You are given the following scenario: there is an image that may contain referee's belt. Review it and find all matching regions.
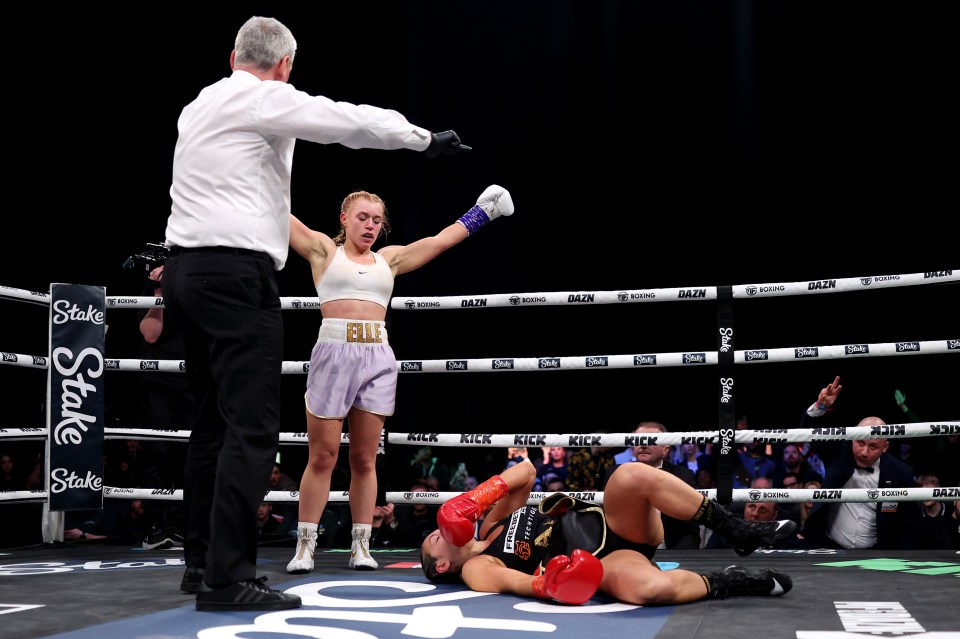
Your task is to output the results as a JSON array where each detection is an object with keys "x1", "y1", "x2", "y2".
[{"x1": 169, "y1": 246, "x2": 263, "y2": 257}]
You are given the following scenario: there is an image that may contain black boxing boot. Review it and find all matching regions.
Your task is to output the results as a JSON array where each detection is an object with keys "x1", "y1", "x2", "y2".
[
  {"x1": 702, "y1": 565, "x2": 793, "y2": 599},
  {"x1": 691, "y1": 495, "x2": 797, "y2": 556}
]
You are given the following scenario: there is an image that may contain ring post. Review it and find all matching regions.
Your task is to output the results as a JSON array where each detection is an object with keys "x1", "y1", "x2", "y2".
[
  {"x1": 716, "y1": 285, "x2": 734, "y2": 505},
  {"x1": 44, "y1": 283, "x2": 106, "y2": 541}
]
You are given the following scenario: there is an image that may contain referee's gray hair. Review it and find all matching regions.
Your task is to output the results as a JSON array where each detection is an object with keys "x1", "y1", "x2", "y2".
[{"x1": 234, "y1": 16, "x2": 297, "y2": 72}]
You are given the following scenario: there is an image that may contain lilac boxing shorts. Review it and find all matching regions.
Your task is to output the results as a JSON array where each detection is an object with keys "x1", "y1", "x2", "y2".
[{"x1": 304, "y1": 318, "x2": 398, "y2": 419}]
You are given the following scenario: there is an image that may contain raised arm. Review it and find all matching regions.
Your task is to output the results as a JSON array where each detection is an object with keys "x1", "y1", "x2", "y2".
[
  {"x1": 480, "y1": 459, "x2": 538, "y2": 533},
  {"x1": 380, "y1": 185, "x2": 514, "y2": 276},
  {"x1": 289, "y1": 214, "x2": 335, "y2": 285}
]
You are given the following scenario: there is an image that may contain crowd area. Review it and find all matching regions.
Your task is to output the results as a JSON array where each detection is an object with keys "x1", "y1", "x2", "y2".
[{"x1": 2, "y1": 381, "x2": 958, "y2": 552}]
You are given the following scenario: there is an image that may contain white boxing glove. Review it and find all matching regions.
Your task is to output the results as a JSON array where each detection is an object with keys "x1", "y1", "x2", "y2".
[
  {"x1": 457, "y1": 184, "x2": 514, "y2": 235},
  {"x1": 476, "y1": 184, "x2": 514, "y2": 220}
]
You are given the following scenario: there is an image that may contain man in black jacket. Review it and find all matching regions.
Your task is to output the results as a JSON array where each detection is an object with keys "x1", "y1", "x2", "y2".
[
  {"x1": 799, "y1": 376, "x2": 917, "y2": 550},
  {"x1": 603, "y1": 422, "x2": 701, "y2": 549}
]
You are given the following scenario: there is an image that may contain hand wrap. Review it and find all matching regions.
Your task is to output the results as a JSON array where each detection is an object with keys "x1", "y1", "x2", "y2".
[{"x1": 457, "y1": 184, "x2": 514, "y2": 235}]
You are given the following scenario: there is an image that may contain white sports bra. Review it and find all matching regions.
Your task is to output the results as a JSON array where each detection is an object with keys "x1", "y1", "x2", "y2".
[{"x1": 315, "y1": 245, "x2": 394, "y2": 309}]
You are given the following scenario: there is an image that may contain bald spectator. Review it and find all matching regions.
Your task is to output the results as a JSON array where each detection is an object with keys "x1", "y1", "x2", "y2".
[{"x1": 798, "y1": 376, "x2": 917, "y2": 550}]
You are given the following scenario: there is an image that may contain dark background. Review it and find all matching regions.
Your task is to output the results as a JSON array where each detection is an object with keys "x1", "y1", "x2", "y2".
[{"x1": 3, "y1": 2, "x2": 957, "y2": 480}]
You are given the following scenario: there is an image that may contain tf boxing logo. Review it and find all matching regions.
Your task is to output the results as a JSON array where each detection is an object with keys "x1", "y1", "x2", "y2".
[
  {"x1": 744, "y1": 285, "x2": 785, "y2": 296},
  {"x1": 509, "y1": 295, "x2": 547, "y2": 305}
]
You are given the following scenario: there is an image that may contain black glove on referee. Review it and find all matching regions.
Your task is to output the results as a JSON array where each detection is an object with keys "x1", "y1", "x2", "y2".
[{"x1": 425, "y1": 130, "x2": 472, "y2": 158}]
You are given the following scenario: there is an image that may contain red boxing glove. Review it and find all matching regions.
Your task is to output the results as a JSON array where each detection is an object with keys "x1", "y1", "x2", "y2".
[
  {"x1": 532, "y1": 549, "x2": 603, "y2": 605},
  {"x1": 437, "y1": 475, "x2": 509, "y2": 546}
]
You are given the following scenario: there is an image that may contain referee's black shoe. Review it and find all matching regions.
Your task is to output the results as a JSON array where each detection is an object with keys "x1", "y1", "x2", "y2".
[{"x1": 195, "y1": 576, "x2": 301, "y2": 611}]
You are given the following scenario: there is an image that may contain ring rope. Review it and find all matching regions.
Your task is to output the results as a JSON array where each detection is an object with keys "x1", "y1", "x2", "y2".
[
  {"x1": 3, "y1": 336, "x2": 957, "y2": 374},
  {"x1": 390, "y1": 270, "x2": 958, "y2": 309},
  {"x1": 2, "y1": 272, "x2": 957, "y2": 513},
  {"x1": 0, "y1": 428, "x2": 382, "y2": 447},
  {"x1": 2, "y1": 269, "x2": 956, "y2": 311},
  {"x1": 2, "y1": 423, "x2": 957, "y2": 445},
  {"x1": 381, "y1": 487, "x2": 960, "y2": 505},
  {"x1": 4, "y1": 485, "x2": 956, "y2": 506},
  {"x1": 386, "y1": 424, "x2": 960, "y2": 447}
]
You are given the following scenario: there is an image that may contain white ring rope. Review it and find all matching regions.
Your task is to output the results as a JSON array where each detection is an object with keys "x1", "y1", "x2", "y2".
[
  {"x1": 390, "y1": 271, "x2": 958, "y2": 309},
  {"x1": 380, "y1": 487, "x2": 960, "y2": 505},
  {"x1": 2, "y1": 269, "x2": 957, "y2": 310},
  {"x1": 2, "y1": 338, "x2": 956, "y2": 374},
  {"x1": 5, "y1": 486, "x2": 957, "y2": 506},
  {"x1": 1, "y1": 270, "x2": 957, "y2": 508},
  {"x1": 2, "y1": 423, "x2": 958, "y2": 445},
  {"x1": 0, "y1": 428, "x2": 381, "y2": 447},
  {"x1": 386, "y1": 424, "x2": 960, "y2": 447}
]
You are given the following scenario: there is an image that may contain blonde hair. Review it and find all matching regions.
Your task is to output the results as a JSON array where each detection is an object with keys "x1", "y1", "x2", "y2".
[
  {"x1": 800, "y1": 479, "x2": 822, "y2": 527},
  {"x1": 332, "y1": 191, "x2": 390, "y2": 245}
]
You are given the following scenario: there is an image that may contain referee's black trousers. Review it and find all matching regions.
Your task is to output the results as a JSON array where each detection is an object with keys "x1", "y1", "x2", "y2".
[{"x1": 162, "y1": 248, "x2": 283, "y2": 588}]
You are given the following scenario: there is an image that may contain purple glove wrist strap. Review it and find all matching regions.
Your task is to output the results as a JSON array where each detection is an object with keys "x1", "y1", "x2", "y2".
[{"x1": 457, "y1": 205, "x2": 490, "y2": 235}]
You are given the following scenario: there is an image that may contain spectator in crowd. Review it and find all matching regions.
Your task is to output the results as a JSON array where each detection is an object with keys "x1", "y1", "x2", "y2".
[
  {"x1": 314, "y1": 504, "x2": 347, "y2": 550},
  {"x1": 63, "y1": 508, "x2": 117, "y2": 543},
  {"x1": 905, "y1": 475, "x2": 959, "y2": 549},
  {"x1": 894, "y1": 388, "x2": 960, "y2": 489},
  {"x1": 738, "y1": 438, "x2": 776, "y2": 486},
  {"x1": 603, "y1": 422, "x2": 701, "y2": 549},
  {"x1": 394, "y1": 480, "x2": 441, "y2": 547},
  {"x1": 0, "y1": 449, "x2": 43, "y2": 547},
  {"x1": 24, "y1": 449, "x2": 43, "y2": 491},
  {"x1": 672, "y1": 441, "x2": 711, "y2": 475},
  {"x1": 531, "y1": 446, "x2": 552, "y2": 475},
  {"x1": 696, "y1": 466, "x2": 717, "y2": 491},
  {"x1": 893, "y1": 441, "x2": 917, "y2": 476},
  {"x1": 504, "y1": 447, "x2": 530, "y2": 469},
  {"x1": 449, "y1": 463, "x2": 472, "y2": 493},
  {"x1": 705, "y1": 497, "x2": 802, "y2": 550},
  {"x1": 256, "y1": 502, "x2": 293, "y2": 539},
  {"x1": 540, "y1": 471, "x2": 566, "y2": 493},
  {"x1": 1, "y1": 452, "x2": 21, "y2": 490},
  {"x1": 367, "y1": 503, "x2": 404, "y2": 548},
  {"x1": 772, "y1": 443, "x2": 824, "y2": 488},
  {"x1": 565, "y1": 442, "x2": 618, "y2": 492},
  {"x1": 796, "y1": 479, "x2": 822, "y2": 544},
  {"x1": 798, "y1": 376, "x2": 918, "y2": 550},
  {"x1": 136, "y1": 264, "x2": 194, "y2": 545},
  {"x1": 536, "y1": 447, "x2": 569, "y2": 489},
  {"x1": 104, "y1": 439, "x2": 147, "y2": 488},
  {"x1": 409, "y1": 446, "x2": 452, "y2": 491},
  {"x1": 116, "y1": 499, "x2": 154, "y2": 545},
  {"x1": 266, "y1": 461, "x2": 300, "y2": 525},
  {"x1": 268, "y1": 462, "x2": 299, "y2": 492},
  {"x1": 776, "y1": 472, "x2": 803, "y2": 524}
]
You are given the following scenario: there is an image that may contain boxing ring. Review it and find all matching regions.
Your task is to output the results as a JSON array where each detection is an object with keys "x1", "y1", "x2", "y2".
[{"x1": 1, "y1": 269, "x2": 958, "y2": 639}]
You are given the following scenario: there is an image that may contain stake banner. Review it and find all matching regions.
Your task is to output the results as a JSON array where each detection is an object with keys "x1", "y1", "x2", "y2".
[
  {"x1": 47, "y1": 283, "x2": 106, "y2": 511},
  {"x1": 716, "y1": 285, "x2": 734, "y2": 506}
]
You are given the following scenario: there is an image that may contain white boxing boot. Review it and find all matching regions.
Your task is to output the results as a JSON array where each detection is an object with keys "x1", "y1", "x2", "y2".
[
  {"x1": 287, "y1": 524, "x2": 318, "y2": 574},
  {"x1": 349, "y1": 525, "x2": 378, "y2": 570}
]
